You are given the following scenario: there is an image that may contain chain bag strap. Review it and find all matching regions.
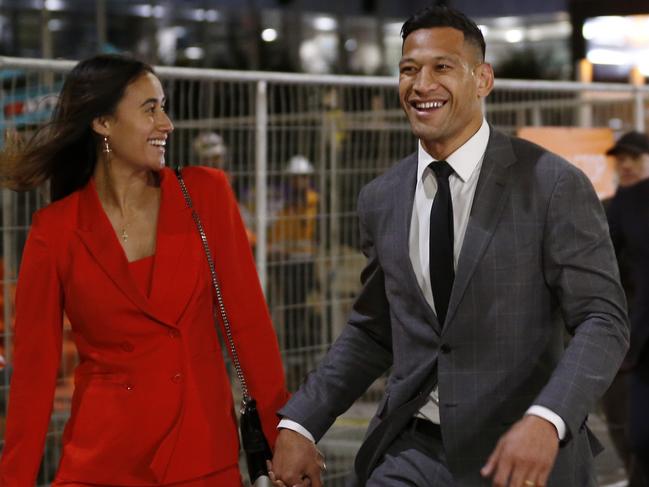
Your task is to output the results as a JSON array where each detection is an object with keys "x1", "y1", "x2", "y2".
[{"x1": 175, "y1": 168, "x2": 272, "y2": 486}]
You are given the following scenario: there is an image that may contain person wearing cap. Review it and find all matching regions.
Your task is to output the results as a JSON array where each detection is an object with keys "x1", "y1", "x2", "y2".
[
  {"x1": 606, "y1": 131, "x2": 649, "y2": 485},
  {"x1": 607, "y1": 131, "x2": 649, "y2": 188},
  {"x1": 268, "y1": 155, "x2": 319, "y2": 385}
]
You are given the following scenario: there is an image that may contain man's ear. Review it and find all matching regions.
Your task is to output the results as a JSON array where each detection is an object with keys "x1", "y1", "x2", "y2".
[
  {"x1": 91, "y1": 116, "x2": 111, "y2": 137},
  {"x1": 475, "y1": 63, "x2": 494, "y2": 99}
]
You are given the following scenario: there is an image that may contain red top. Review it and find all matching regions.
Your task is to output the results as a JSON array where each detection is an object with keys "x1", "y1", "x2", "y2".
[{"x1": 128, "y1": 255, "x2": 155, "y2": 298}]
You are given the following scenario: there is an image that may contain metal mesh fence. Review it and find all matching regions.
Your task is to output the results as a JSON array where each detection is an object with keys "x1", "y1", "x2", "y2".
[
  {"x1": 0, "y1": 56, "x2": 648, "y2": 485},
  {"x1": 488, "y1": 80, "x2": 643, "y2": 135}
]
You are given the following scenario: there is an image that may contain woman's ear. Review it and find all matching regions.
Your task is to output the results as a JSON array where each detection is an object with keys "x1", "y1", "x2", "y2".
[{"x1": 91, "y1": 116, "x2": 111, "y2": 137}]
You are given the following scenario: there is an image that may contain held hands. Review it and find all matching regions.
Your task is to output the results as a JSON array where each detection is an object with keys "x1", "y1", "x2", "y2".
[
  {"x1": 481, "y1": 415, "x2": 559, "y2": 487},
  {"x1": 268, "y1": 429, "x2": 326, "y2": 487}
]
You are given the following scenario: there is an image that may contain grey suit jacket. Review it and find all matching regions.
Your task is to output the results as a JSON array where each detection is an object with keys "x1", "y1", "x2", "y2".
[{"x1": 278, "y1": 128, "x2": 630, "y2": 486}]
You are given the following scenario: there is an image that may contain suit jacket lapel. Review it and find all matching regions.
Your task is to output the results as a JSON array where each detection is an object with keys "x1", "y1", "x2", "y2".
[
  {"x1": 148, "y1": 169, "x2": 201, "y2": 326},
  {"x1": 394, "y1": 153, "x2": 440, "y2": 332},
  {"x1": 444, "y1": 129, "x2": 516, "y2": 329},
  {"x1": 75, "y1": 169, "x2": 199, "y2": 328}
]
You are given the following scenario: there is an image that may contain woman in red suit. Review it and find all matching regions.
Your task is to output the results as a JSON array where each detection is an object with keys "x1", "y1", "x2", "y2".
[{"x1": 0, "y1": 55, "x2": 289, "y2": 486}]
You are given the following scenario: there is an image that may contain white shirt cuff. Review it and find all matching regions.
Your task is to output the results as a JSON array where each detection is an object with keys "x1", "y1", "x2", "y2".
[
  {"x1": 278, "y1": 418, "x2": 316, "y2": 443},
  {"x1": 526, "y1": 405, "x2": 566, "y2": 440}
]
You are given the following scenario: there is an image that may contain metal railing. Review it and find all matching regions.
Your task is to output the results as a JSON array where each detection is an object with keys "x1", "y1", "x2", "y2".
[{"x1": 0, "y1": 56, "x2": 647, "y2": 485}]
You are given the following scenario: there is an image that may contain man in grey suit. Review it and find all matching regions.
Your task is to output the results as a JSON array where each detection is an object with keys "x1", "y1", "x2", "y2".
[{"x1": 269, "y1": 6, "x2": 629, "y2": 487}]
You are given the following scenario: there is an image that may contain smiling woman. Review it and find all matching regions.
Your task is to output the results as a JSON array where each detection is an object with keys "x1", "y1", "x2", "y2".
[
  {"x1": 92, "y1": 72, "x2": 173, "y2": 175},
  {"x1": 89, "y1": 70, "x2": 174, "y2": 261},
  {"x1": 0, "y1": 55, "x2": 289, "y2": 487}
]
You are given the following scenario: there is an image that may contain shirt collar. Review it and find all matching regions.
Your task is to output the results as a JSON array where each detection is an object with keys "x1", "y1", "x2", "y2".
[{"x1": 417, "y1": 119, "x2": 490, "y2": 183}]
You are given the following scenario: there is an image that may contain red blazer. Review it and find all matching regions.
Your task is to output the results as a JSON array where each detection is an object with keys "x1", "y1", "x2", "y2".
[{"x1": 0, "y1": 167, "x2": 290, "y2": 486}]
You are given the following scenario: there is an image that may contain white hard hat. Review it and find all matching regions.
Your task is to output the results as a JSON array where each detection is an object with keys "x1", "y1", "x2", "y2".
[
  {"x1": 193, "y1": 132, "x2": 227, "y2": 160},
  {"x1": 285, "y1": 155, "x2": 314, "y2": 175}
]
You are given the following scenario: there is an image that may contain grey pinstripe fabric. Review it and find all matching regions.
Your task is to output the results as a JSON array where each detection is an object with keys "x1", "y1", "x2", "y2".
[
  {"x1": 278, "y1": 128, "x2": 629, "y2": 486},
  {"x1": 364, "y1": 428, "x2": 454, "y2": 487}
]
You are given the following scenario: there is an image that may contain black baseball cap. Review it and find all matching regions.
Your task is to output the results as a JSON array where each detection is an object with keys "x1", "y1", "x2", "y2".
[{"x1": 606, "y1": 131, "x2": 649, "y2": 156}]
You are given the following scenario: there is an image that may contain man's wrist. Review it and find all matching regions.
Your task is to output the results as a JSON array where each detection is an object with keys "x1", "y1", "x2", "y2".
[
  {"x1": 525, "y1": 405, "x2": 566, "y2": 440},
  {"x1": 278, "y1": 418, "x2": 316, "y2": 443}
]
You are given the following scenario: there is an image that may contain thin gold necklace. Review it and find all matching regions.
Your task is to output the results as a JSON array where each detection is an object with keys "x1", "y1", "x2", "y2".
[{"x1": 119, "y1": 211, "x2": 131, "y2": 242}]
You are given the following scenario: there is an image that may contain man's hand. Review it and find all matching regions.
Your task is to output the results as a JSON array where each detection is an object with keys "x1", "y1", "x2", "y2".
[
  {"x1": 268, "y1": 428, "x2": 325, "y2": 487},
  {"x1": 481, "y1": 415, "x2": 559, "y2": 487}
]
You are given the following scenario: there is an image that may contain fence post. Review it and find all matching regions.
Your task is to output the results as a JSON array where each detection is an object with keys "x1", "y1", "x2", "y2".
[
  {"x1": 633, "y1": 86, "x2": 646, "y2": 133},
  {"x1": 96, "y1": 0, "x2": 107, "y2": 48},
  {"x1": 327, "y1": 104, "x2": 341, "y2": 344},
  {"x1": 578, "y1": 94, "x2": 593, "y2": 128},
  {"x1": 2, "y1": 189, "x2": 15, "y2": 366},
  {"x1": 255, "y1": 80, "x2": 268, "y2": 294}
]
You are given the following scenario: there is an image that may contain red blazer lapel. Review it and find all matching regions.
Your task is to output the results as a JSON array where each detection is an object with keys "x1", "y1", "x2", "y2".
[
  {"x1": 148, "y1": 168, "x2": 203, "y2": 326},
  {"x1": 74, "y1": 171, "x2": 201, "y2": 328},
  {"x1": 75, "y1": 178, "x2": 159, "y2": 322}
]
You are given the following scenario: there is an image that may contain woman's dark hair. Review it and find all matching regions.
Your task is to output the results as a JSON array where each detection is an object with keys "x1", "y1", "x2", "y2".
[
  {"x1": 0, "y1": 54, "x2": 154, "y2": 201},
  {"x1": 401, "y1": 5, "x2": 486, "y2": 62}
]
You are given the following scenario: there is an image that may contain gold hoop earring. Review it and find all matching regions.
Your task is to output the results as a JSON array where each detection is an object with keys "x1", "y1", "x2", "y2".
[{"x1": 102, "y1": 136, "x2": 112, "y2": 154}]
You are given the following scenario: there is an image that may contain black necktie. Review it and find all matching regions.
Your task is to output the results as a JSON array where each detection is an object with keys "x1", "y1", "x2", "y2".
[{"x1": 429, "y1": 161, "x2": 454, "y2": 326}]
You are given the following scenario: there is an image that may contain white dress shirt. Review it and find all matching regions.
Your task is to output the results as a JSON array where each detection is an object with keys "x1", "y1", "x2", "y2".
[
  {"x1": 410, "y1": 120, "x2": 564, "y2": 440},
  {"x1": 412, "y1": 119, "x2": 487, "y2": 423},
  {"x1": 279, "y1": 119, "x2": 565, "y2": 442}
]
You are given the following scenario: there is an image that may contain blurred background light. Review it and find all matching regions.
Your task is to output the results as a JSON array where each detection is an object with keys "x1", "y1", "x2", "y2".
[
  {"x1": 313, "y1": 16, "x2": 337, "y2": 32},
  {"x1": 262, "y1": 28, "x2": 278, "y2": 42}
]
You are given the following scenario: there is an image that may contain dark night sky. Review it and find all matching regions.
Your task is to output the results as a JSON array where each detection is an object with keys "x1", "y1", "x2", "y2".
[
  {"x1": 8, "y1": 0, "x2": 570, "y2": 20},
  {"x1": 292, "y1": 0, "x2": 569, "y2": 18}
]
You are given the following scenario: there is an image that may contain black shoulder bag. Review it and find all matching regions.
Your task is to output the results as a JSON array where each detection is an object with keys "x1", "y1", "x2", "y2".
[{"x1": 175, "y1": 168, "x2": 273, "y2": 486}]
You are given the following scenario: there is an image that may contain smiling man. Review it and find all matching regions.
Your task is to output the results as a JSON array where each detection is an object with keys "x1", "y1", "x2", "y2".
[{"x1": 270, "y1": 6, "x2": 629, "y2": 487}]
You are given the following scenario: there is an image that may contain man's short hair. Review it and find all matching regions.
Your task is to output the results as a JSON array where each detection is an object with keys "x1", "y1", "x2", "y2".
[{"x1": 401, "y1": 5, "x2": 486, "y2": 62}]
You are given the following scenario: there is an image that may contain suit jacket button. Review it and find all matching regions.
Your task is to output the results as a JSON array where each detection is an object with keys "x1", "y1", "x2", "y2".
[
  {"x1": 168, "y1": 329, "x2": 180, "y2": 339},
  {"x1": 121, "y1": 341, "x2": 134, "y2": 352},
  {"x1": 172, "y1": 372, "x2": 182, "y2": 383},
  {"x1": 123, "y1": 383, "x2": 134, "y2": 391},
  {"x1": 440, "y1": 344, "x2": 452, "y2": 354}
]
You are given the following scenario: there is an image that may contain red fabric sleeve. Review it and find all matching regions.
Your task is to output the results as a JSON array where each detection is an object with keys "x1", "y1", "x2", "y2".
[
  {"x1": 0, "y1": 212, "x2": 64, "y2": 486},
  {"x1": 189, "y1": 168, "x2": 290, "y2": 448}
]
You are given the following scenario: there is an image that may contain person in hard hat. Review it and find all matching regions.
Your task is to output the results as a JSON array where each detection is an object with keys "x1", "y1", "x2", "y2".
[
  {"x1": 269, "y1": 155, "x2": 319, "y2": 260},
  {"x1": 269, "y1": 155, "x2": 320, "y2": 383},
  {"x1": 269, "y1": 155, "x2": 319, "y2": 259},
  {"x1": 192, "y1": 131, "x2": 256, "y2": 246},
  {"x1": 193, "y1": 131, "x2": 228, "y2": 170}
]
